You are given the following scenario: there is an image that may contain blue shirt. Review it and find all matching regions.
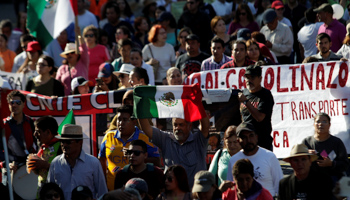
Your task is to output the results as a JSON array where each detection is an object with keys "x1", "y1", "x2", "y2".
[{"x1": 48, "y1": 150, "x2": 108, "y2": 200}]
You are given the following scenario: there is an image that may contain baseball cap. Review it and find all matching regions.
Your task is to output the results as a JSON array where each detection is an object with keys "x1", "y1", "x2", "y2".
[
  {"x1": 26, "y1": 41, "x2": 42, "y2": 52},
  {"x1": 313, "y1": 3, "x2": 333, "y2": 14},
  {"x1": 192, "y1": 171, "x2": 215, "y2": 193},
  {"x1": 271, "y1": 1, "x2": 284, "y2": 9},
  {"x1": 125, "y1": 178, "x2": 148, "y2": 194},
  {"x1": 236, "y1": 122, "x2": 256, "y2": 137},
  {"x1": 98, "y1": 63, "x2": 114, "y2": 78},
  {"x1": 237, "y1": 28, "x2": 252, "y2": 41},
  {"x1": 71, "y1": 186, "x2": 93, "y2": 199},
  {"x1": 185, "y1": 34, "x2": 200, "y2": 43},
  {"x1": 158, "y1": 12, "x2": 173, "y2": 22},
  {"x1": 71, "y1": 76, "x2": 92, "y2": 92},
  {"x1": 245, "y1": 64, "x2": 262, "y2": 77},
  {"x1": 262, "y1": 9, "x2": 277, "y2": 24}
]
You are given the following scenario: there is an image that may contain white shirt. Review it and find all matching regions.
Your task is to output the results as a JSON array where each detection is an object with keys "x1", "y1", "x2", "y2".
[
  {"x1": 337, "y1": 43, "x2": 350, "y2": 60},
  {"x1": 298, "y1": 22, "x2": 324, "y2": 58},
  {"x1": 227, "y1": 147, "x2": 283, "y2": 196},
  {"x1": 260, "y1": 21, "x2": 294, "y2": 57},
  {"x1": 78, "y1": 10, "x2": 99, "y2": 33},
  {"x1": 141, "y1": 61, "x2": 155, "y2": 86},
  {"x1": 234, "y1": 2, "x2": 257, "y2": 15},
  {"x1": 212, "y1": 0, "x2": 232, "y2": 17},
  {"x1": 280, "y1": 17, "x2": 292, "y2": 28}
]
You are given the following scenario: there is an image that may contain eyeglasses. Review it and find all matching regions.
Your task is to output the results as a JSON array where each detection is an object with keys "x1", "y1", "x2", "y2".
[
  {"x1": 10, "y1": 100, "x2": 22, "y2": 105},
  {"x1": 239, "y1": 12, "x2": 247, "y2": 16},
  {"x1": 166, "y1": 176, "x2": 173, "y2": 182},
  {"x1": 45, "y1": 193, "x2": 60, "y2": 199},
  {"x1": 124, "y1": 150, "x2": 145, "y2": 156},
  {"x1": 84, "y1": 34, "x2": 94, "y2": 38}
]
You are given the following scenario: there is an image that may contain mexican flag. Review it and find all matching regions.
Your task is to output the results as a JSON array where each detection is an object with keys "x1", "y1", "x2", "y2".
[
  {"x1": 27, "y1": 0, "x2": 76, "y2": 48},
  {"x1": 133, "y1": 84, "x2": 206, "y2": 122},
  {"x1": 58, "y1": 109, "x2": 75, "y2": 135}
]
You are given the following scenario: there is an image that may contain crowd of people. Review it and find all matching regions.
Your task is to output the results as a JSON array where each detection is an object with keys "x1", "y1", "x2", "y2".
[{"x1": 1, "y1": 0, "x2": 350, "y2": 199}]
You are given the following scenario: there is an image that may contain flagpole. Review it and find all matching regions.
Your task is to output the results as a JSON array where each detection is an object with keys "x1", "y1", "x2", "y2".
[
  {"x1": 74, "y1": 16, "x2": 80, "y2": 55},
  {"x1": 1, "y1": 129, "x2": 14, "y2": 200}
]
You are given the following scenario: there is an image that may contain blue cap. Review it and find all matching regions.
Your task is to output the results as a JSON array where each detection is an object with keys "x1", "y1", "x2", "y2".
[
  {"x1": 262, "y1": 8, "x2": 277, "y2": 24},
  {"x1": 237, "y1": 28, "x2": 252, "y2": 41},
  {"x1": 98, "y1": 63, "x2": 114, "y2": 78}
]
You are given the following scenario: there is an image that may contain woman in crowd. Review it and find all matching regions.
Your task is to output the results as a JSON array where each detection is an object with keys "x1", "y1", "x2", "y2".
[
  {"x1": 142, "y1": 24, "x2": 176, "y2": 85},
  {"x1": 158, "y1": 12, "x2": 179, "y2": 47},
  {"x1": 174, "y1": 28, "x2": 191, "y2": 58},
  {"x1": 0, "y1": 34, "x2": 16, "y2": 72},
  {"x1": 302, "y1": 112, "x2": 349, "y2": 182},
  {"x1": 209, "y1": 126, "x2": 241, "y2": 186},
  {"x1": 117, "y1": 0, "x2": 135, "y2": 25},
  {"x1": 166, "y1": 67, "x2": 182, "y2": 85},
  {"x1": 71, "y1": 76, "x2": 91, "y2": 95},
  {"x1": 17, "y1": 41, "x2": 43, "y2": 80},
  {"x1": 130, "y1": 48, "x2": 154, "y2": 85},
  {"x1": 227, "y1": 4, "x2": 260, "y2": 35},
  {"x1": 221, "y1": 159, "x2": 273, "y2": 200},
  {"x1": 142, "y1": 0, "x2": 157, "y2": 25},
  {"x1": 83, "y1": 25, "x2": 110, "y2": 83},
  {"x1": 40, "y1": 182, "x2": 65, "y2": 200},
  {"x1": 246, "y1": 39, "x2": 275, "y2": 65},
  {"x1": 115, "y1": 64, "x2": 133, "y2": 90},
  {"x1": 337, "y1": 23, "x2": 350, "y2": 60},
  {"x1": 56, "y1": 28, "x2": 89, "y2": 96},
  {"x1": 133, "y1": 17, "x2": 150, "y2": 49},
  {"x1": 210, "y1": 16, "x2": 235, "y2": 56},
  {"x1": 26, "y1": 55, "x2": 64, "y2": 97},
  {"x1": 156, "y1": 165, "x2": 192, "y2": 200}
]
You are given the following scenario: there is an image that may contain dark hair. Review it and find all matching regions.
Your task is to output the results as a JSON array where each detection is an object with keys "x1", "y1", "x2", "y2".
[
  {"x1": 83, "y1": 25, "x2": 99, "y2": 43},
  {"x1": 117, "y1": 26, "x2": 131, "y2": 39},
  {"x1": 40, "y1": 182, "x2": 65, "y2": 200},
  {"x1": 232, "y1": 159, "x2": 254, "y2": 179},
  {"x1": 305, "y1": 8, "x2": 317, "y2": 24},
  {"x1": 98, "y1": 28, "x2": 109, "y2": 44},
  {"x1": 34, "y1": 116, "x2": 59, "y2": 136},
  {"x1": 232, "y1": 40, "x2": 247, "y2": 51},
  {"x1": 131, "y1": 48, "x2": 142, "y2": 57},
  {"x1": 122, "y1": 90, "x2": 134, "y2": 105},
  {"x1": 118, "y1": 38, "x2": 133, "y2": 50},
  {"x1": 134, "y1": 16, "x2": 148, "y2": 38},
  {"x1": 209, "y1": 133, "x2": 221, "y2": 145},
  {"x1": 130, "y1": 139, "x2": 147, "y2": 152},
  {"x1": 0, "y1": 19, "x2": 12, "y2": 30},
  {"x1": 0, "y1": 34, "x2": 7, "y2": 42},
  {"x1": 119, "y1": 0, "x2": 133, "y2": 18},
  {"x1": 251, "y1": 31, "x2": 267, "y2": 44},
  {"x1": 7, "y1": 90, "x2": 26, "y2": 103},
  {"x1": 177, "y1": 27, "x2": 192, "y2": 42},
  {"x1": 234, "y1": 4, "x2": 255, "y2": 23},
  {"x1": 211, "y1": 36, "x2": 225, "y2": 48},
  {"x1": 116, "y1": 105, "x2": 134, "y2": 117},
  {"x1": 314, "y1": 112, "x2": 331, "y2": 123},
  {"x1": 224, "y1": 125, "x2": 237, "y2": 140},
  {"x1": 20, "y1": 34, "x2": 35, "y2": 44},
  {"x1": 105, "y1": 2, "x2": 120, "y2": 15},
  {"x1": 316, "y1": 33, "x2": 331, "y2": 43},
  {"x1": 132, "y1": 67, "x2": 149, "y2": 85},
  {"x1": 166, "y1": 165, "x2": 190, "y2": 193},
  {"x1": 40, "y1": 55, "x2": 55, "y2": 75}
]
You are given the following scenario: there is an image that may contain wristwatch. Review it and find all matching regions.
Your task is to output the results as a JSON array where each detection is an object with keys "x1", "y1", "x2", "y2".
[{"x1": 243, "y1": 100, "x2": 249, "y2": 105}]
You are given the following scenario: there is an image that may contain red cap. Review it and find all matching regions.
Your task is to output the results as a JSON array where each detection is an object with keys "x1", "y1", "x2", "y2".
[
  {"x1": 26, "y1": 41, "x2": 42, "y2": 52},
  {"x1": 271, "y1": 1, "x2": 284, "y2": 9}
]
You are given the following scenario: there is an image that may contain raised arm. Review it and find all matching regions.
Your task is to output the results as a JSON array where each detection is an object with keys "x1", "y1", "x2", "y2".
[
  {"x1": 199, "y1": 116, "x2": 210, "y2": 138},
  {"x1": 138, "y1": 118, "x2": 153, "y2": 139}
]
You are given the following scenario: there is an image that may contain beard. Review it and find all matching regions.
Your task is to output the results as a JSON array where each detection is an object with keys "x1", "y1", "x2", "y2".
[
  {"x1": 174, "y1": 130, "x2": 186, "y2": 141},
  {"x1": 243, "y1": 143, "x2": 257, "y2": 152}
]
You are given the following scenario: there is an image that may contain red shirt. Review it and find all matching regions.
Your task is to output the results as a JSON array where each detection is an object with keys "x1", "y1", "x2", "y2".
[{"x1": 220, "y1": 57, "x2": 255, "y2": 69}]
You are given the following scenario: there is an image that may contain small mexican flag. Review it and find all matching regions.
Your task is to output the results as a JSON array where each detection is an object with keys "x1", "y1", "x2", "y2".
[
  {"x1": 27, "y1": 0, "x2": 76, "y2": 48},
  {"x1": 58, "y1": 109, "x2": 75, "y2": 135},
  {"x1": 133, "y1": 84, "x2": 206, "y2": 122}
]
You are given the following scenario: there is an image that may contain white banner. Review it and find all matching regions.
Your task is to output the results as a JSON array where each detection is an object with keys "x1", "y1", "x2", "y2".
[
  {"x1": 185, "y1": 61, "x2": 350, "y2": 158},
  {"x1": 0, "y1": 71, "x2": 26, "y2": 90}
]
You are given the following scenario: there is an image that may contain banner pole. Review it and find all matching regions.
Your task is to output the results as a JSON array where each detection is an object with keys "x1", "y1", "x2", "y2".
[{"x1": 2, "y1": 129, "x2": 14, "y2": 200}]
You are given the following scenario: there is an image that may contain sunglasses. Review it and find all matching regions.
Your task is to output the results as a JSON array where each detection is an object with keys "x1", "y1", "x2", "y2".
[
  {"x1": 10, "y1": 100, "x2": 22, "y2": 105},
  {"x1": 84, "y1": 34, "x2": 94, "y2": 38},
  {"x1": 166, "y1": 176, "x2": 173, "y2": 182},
  {"x1": 45, "y1": 193, "x2": 60, "y2": 199},
  {"x1": 118, "y1": 74, "x2": 125, "y2": 79},
  {"x1": 124, "y1": 150, "x2": 144, "y2": 156}
]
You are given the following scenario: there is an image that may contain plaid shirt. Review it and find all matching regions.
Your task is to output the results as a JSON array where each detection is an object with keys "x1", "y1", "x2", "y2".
[
  {"x1": 220, "y1": 57, "x2": 256, "y2": 69},
  {"x1": 201, "y1": 54, "x2": 232, "y2": 71}
]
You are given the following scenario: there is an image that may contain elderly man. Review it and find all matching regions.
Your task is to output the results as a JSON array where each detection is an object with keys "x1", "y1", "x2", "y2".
[
  {"x1": 227, "y1": 122, "x2": 283, "y2": 197},
  {"x1": 99, "y1": 105, "x2": 159, "y2": 191},
  {"x1": 139, "y1": 114, "x2": 210, "y2": 187},
  {"x1": 260, "y1": 9, "x2": 293, "y2": 64},
  {"x1": 48, "y1": 124, "x2": 108, "y2": 200},
  {"x1": 278, "y1": 144, "x2": 334, "y2": 200}
]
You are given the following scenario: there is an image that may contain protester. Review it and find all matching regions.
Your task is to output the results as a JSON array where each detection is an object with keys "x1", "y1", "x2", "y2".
[
  {"x1": 39, "y1": 182, "x2": 65, "y2": 200},
  {"x1": 209, "y1": 126, "x2": 241, "y2": 186},
  {"x1": 130, "y1": 48, "x2": 155, "y2": 85},
  {"x1": 111, "y1": 39, "x2": 133, "y2": 71},
  {"x1": 48, "y1": 124, "x2": 108, "y2": 200},
  {"x1": 142, "y1": 0, "x2": 157, "y2": 25},
  {"x1": 192, "y1": 171, "x2": 222, "y2": 200},
  {"x1": 142, "y1": 24, "x2": 176, "y2": 85},
  {"x1": 302, "y1": 112, "x2": 349, "y2": 182},
  {"x1": 271, "y1": 1, "x2": 292, "y2": 29},
  {"x1": 166, "y1": 67, "x2": 182, "y2": 85},
  {"x1": 99, "y1": 105, "x2": 160, "y2": 191},
  {"x1": 114, "y1": 140, "x2": 164, "y2": 199},
  {"x1": 25, "y1": 55, "x2": 64, "y2": 97},
  {"x1": 129, "y1": 67, "x2": 149, "y2": 87},
  {"x1": 0, "y1": 33, "x2": 16, "y2": 72},
  {"x1": 93, "y1": 63, "x2": 119, "y2": 93},
  {"x1": 220, "y1": 40, "x2": 255, "y2": 69},
  {"x1": 17, "y1": 41, "x2": 43, "y2": 81},
  {"x1": 201, "y1": 37, "x2": 232, "y2": 71},
  {"x1": 12, "y1": 34, "x2": 36, "y2": 73},
  {"x1": 133, "y1": 17, "x2": 150, "y2": 49},
  {"x1": 227, "y1": 4, "x2": 260, "y2": 35},
  {"x1": 246, "y1": 39, "x2": 275, "y2": 65},
  {"x1": 158, "y1": 12, "x2": 179, "y2": 47},
  {"x1": 71, "y1": 76, "x2": 91, "y2": 95},
  {"x1": 83, "y1": 25, "x2": 111, "y2": 83},
  {"x1": 211, "y1": 0, "x2": 234, "y2": 23},
  {"x1": 227, "y1": 122, "x2": 283, "y2": 196},
  {"x1": 210, "y1": 16, "x2": 235, "y2": 56},
  {"x1": 174, "y1": 27, "x2": 192, "y2": 58},
  {"x1": 115, "y1": 64, "x2": 134, "y2": 89},
  {"x1": 117, "y1": 0, "x2": 135, "y2": 25},
  {"x1": 45, "y1": 30, "x2": 68, "y2": 67},
  {"x1": 250, "y1": 31, "x2": 278, "y2": 63},
  {"x1": 56, "y1": 28, "x2": 89, "y2": 96},
  {"x1": 279, "y1": 144, "x2": 334, "y2": 200},
  {"x1": 221, "y1": 159, "x2": 273, "y2": 200},
  {"x1": 0, "y1": 19, "x2": 21, "y2": 52},
  {"x1": 76, "y1": 0, "x2": 98, "y2": 32},
  {"x1": 337, "y1": 23, "x2": 350, "y2": 60},
  {"x1": 156, "y1": 165, "x2": 192, "y2": 200}
]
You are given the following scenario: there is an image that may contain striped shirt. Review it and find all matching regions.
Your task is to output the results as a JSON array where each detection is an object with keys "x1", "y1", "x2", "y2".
[{"x1": 201, "y1": 54, "x2": 232, "y2": 71}]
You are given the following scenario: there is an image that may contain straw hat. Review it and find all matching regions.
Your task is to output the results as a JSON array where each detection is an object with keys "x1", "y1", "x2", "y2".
[
  {"x1": 60, "y1": 43, "x2": 77, "y2": 58},
  {"x1": 283, "y1": 144, "x2": 318, "y2": 162},
  {"x1": 113, "y1": 64, "x2": 135, "y2": 76},
  {"x1": 55, "y1": 124, "x2": 84, "y2": 140}
]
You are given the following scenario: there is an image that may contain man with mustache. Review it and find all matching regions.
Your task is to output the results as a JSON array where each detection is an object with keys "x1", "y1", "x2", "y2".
[
  {"x1": 237, "y1": 64, "x2": 274, "y2": 150},
  {"x1": 226, "y1": 122, "x2": 283, "y2": 197}
]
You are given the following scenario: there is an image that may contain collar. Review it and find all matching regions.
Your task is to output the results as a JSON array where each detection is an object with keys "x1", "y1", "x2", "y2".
[
  {"x1": 326, "y1": 19, "x2": 337, "y2": 27},
  {"x1": 210, "y1": 54, "x2": 226, "y2": 64},
  {"x1": 78, "y1": 149, "x2": 86, "y2": 162},
  {"x1": 7, "y1": 113, "x2": 26, "y2": 124},
  {"x1": 37, "y1": 137, "x2": 60, "y2": 157},
  {"x1": 115, "y1": 126, "x2": 140, "y2": 145}
]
